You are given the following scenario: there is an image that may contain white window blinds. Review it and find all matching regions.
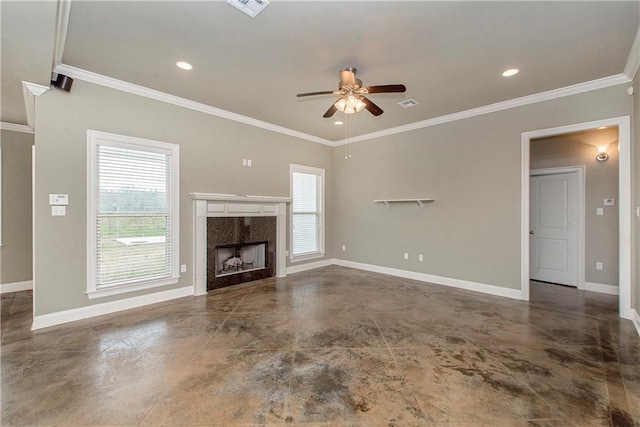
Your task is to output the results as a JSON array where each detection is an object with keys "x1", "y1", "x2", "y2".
[
  {"x1": 291, "y1": 165, "x2": 324, "y2": 259},
  {"x1": 88, "y1": 130, "x2": 179, "y2": 296}
]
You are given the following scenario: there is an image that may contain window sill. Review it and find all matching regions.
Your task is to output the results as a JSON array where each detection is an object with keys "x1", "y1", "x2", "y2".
[
  {"x1": 289, "y1": 252, "x2": 325, "y2": 263},
  {"x1": 87, "y1": 276, "x2": 180, "y2": 299}
]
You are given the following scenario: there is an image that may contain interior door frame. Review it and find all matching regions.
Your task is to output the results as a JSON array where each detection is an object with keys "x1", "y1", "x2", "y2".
[
  {"x1": 521, "y1": 116, "x2": 631, "y2": 320},
  {"x1": 530, "y1": 166, "x2": 586, "y2": 290}
]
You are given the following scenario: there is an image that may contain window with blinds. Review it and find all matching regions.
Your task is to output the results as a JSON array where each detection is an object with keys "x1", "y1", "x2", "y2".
[
  {"x1": 290, "y1": 164, "x2": 324, "y2": 260},
  {"x1": 87, "y1": 130, "x2": 179, "y2": 297}
]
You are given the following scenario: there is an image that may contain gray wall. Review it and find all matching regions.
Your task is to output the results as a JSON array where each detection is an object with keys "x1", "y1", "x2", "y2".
[
  {"x1": 530, "y1": 132, "x2": 619, "y2": 287},
  {"x1": 34, "y1": 80, "x2": 333, "y2": 316},
  {"x1": 0, "y1": 129, "x2": 33, "y2": 284},
  {"x1": 331, "y1": 84, "x2": 632, "y2": 290}
]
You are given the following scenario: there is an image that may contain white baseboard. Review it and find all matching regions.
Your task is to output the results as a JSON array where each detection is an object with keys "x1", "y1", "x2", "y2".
[
  {"x1": 286, "y1": 258, "x2": 335, "y2": 275},
  {"x1": 584, "y1": 282, "x2": 619, "y2": 295},
  {"x1": 31, "y1": 285, "x2": 193, "y2": 330},
  {"x1": 0, "y1": 280, "x2": 33, "y2": 294},
  {"x1": 632, "y1": 309, "x2": 640, "y2": 338},
  {"x1": 333, "y1": 259, "x2": 524, "y2": 300}
]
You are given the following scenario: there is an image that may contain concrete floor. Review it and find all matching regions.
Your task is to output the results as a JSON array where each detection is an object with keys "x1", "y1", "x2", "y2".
[{"x1": 1, "y1": 266, "x2": 639, "y2": 426}]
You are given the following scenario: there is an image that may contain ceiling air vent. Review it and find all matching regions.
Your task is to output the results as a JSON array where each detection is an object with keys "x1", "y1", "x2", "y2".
[
  {"x1": 398, "y1": 99, "x2": 419, "y2": 109},
  {"x1": 227, "y1": 0, "x2": 270, "y2": 17}
]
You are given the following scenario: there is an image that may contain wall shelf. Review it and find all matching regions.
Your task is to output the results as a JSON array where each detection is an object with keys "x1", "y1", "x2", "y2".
[{"x1": 373, "y1": 199, "x2": 434, "y2": 208}]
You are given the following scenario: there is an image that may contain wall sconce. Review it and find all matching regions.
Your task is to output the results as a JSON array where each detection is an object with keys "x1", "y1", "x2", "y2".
[{"x1": 596, "y1": 145, "x2": 609, "y2": 162}]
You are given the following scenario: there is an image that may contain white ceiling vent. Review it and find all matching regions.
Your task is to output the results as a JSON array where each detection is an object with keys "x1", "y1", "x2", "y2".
[
  {"x1": 227, "y1": 0, "x2": 270, "y2": 18},
  {"x1": 398, "y1": 99, "x2": 419, "y2": 109}
]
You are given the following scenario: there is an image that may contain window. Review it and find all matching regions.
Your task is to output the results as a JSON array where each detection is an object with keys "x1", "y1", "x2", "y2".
[
  {"x1": 87, "y1": 130, "x2": 179, "y2": 298},
  {"x1": 290, "y1": 164, "x2": 324, "y2": 261}
]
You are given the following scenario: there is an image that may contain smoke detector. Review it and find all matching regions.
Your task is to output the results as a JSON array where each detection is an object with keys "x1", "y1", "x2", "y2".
[
  {"x1": 398, "y1": 99, "x2": 418, "y2": 109},
  {"x1": 227, "y1": 0, "x2": 270, "y2": 17}
]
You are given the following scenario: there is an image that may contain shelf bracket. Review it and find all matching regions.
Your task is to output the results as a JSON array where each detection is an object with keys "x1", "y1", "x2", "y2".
[
  {"x1": 416, "y1": 200, "x2": 424, "y2": 208},
  {"x1": 383, "y1": 201, "x2": 390, "y2": 208}
]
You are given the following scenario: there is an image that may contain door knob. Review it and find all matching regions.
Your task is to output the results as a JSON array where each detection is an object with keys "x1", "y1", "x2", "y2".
[{"x1": 529, "y1": 230, "x2": 535, "y2": 235}]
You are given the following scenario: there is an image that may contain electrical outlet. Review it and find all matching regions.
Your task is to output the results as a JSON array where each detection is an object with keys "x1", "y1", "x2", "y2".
[
  {"x1": 341, "y1": 245, "x2": 346, "y2": 251},
  {"x1": 403, "y1": 253, "x2": 409, "y2": 260},
  {"x1": 247, "y1": 159, "x2": 252, "y2": 167},
  {"x1": 596, "y1": 262, "x2": 603, "y2": 270},
  {"x1": 419, "y1": 254, "x2": 424, "y2": 262},
  {"x1": 180, "y1": 264, "x2": 187, "y2": 273},
  {"x1": 242, "y1": 158, "x2": 247, "y2": 166},
  {"x1": 597, "y1": 208, "x2": 604, "y2": 216}
]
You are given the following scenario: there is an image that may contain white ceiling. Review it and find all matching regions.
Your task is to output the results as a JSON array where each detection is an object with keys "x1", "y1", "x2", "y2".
[{"x1": 2, "y1": 1, "x2": 639, "y2": 141}]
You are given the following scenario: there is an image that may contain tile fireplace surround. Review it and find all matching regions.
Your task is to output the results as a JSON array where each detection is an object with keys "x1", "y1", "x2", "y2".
[{"x1": 190, "y1": 193, "x2": 291, "y2": 296}]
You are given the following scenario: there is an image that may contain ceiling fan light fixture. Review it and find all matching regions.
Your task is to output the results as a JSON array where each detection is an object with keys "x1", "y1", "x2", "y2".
[{"x1": 335, "y1": 94, "x2": 365, "y2": 114}]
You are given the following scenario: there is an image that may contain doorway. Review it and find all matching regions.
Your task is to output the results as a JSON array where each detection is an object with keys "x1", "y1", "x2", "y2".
[
  {"x1": 530, "y1": 168, "x2": 584, "y2": 288},
  {"x1": 521, "y1": 116, "x2": 632, "y2": 320}
]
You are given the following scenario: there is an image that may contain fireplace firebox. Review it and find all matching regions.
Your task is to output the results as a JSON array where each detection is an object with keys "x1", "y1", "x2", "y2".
[{"x1": 215, "y1": 241, "x2": 268, "y2": 277}]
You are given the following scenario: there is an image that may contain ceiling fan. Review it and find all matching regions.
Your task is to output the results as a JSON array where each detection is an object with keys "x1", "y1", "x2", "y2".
[{"x1": 296, "y1": 67, "x2": 406, "y2": 118}]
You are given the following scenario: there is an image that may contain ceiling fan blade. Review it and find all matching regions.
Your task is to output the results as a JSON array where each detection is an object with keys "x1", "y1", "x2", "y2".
[
  {"x1": 362, "y1": 96, "x2": 383, "y2": 116},
  {"x1": 365, "y1": 84, "x2": 406, "y2": 94},
  {"x1": 322, "y1": 103, "x2": 338, "y2": 118},
  {"x1": 297, "y1": 90, "x2": 337, "y2": 97},
  {"x1": 340, "y1": 68, "x2": 356, "y2": 87}
]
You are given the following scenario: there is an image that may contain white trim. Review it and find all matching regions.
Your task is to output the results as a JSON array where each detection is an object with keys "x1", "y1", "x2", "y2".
[
  {"x1": 286, "y1": 258, "x2": 334, "y2": 275},
  {"x1": 584, "y1": 282, "x2": 619, "y2": 296},
  {"x1": 86, "y1": 130, "x2": 180, "y2": 296},
  {"x1": 521, "y1": 116, "x2": 632, "y2": 320},
  {"x1": 21, "y1": 82, "x2": 50, "y2": 131},
  {"x1": 53, "y1": 65, "x2": 632, "y2": 147},
  {"x1": 0, "y1": 280, "x2": 33, "y2": 294},
  {"x1": 32, "y1": 145, "x2": 36, "y2": 320},
  {"x1": 187, "y1": 193, "x2": 291, "y2": 203},
  {"x1": 52, "y1": 0, "x2": 71, "y2": 69},
  {"x1": 333, "y1": 259, "x2": 524, "y2": 300},
  {"x1": 530, "y1": 166, "x2": 586, "y2": 290},
  {"x1": 334, "y1": 74, "x2": 630, "y2": 146},
  {"x1": 31, "y1": 285, "x2": 193, "y2": 330},
  {"x1": 54, "y1": 63, "x2": 332, "y2": 146},
  {"x1": 623, "y1": 26, "x2": 640, "y2": 80},
  {"x1": 632, "y1": 309, "x2": 640, "y2": 338},
  {"x1": 0, "y1": 122, "x2": 34, "y2": 134},
  {"x1": 87, "y1": 277, "x2": 180, "y2": 299}
]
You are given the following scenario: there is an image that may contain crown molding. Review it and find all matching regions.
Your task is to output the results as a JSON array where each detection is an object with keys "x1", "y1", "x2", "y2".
[
  {"x1": 22, "y1": 82, "x2": 50, "y2": 131},
  {"x1": 52, "y1": 0, "x2": 72, "y2": 69},
  {"x1": 0, "y1": 122, "x2": 34, "y2": 134},
  {"x1": 54, "y1": 63, "x2": 334, "y2": 146},
  {"x1": 623, "y1": 26, "x2": 640, "y2": 80},
  {"x1": 334, "y1": 73, "x2": 631, "y2": 146}
]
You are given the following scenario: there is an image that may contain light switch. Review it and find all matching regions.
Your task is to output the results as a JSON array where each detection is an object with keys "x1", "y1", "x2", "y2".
[
  {"x1": 604, "y1": 199, "x2": 615, "y2": 206},
  {"x1": 51, "y1": 206, "x2": 66, "y2": 216},
  {"x1": 49, "y1": 194, "x2": 69, "y2": 205},
  {"x1": 596, "y1": 208, "x2": 604, "y2": 216}
]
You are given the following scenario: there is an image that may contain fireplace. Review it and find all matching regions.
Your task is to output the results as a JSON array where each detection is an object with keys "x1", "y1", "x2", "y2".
[
  {"x1": 190, "y1": 193, "x2": 290, "y2": 295},
  {"x1": 215, "y1": 241, "x2": 268, "y2": 278}
]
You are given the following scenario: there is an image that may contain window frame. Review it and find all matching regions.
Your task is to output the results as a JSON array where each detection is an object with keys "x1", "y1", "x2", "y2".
[
  {"x1": 289, "y1": 163, "x2": 325, "y2": 263},
  {"x1": 86, "y1": 130, "x2": 180, "y2": 299}
]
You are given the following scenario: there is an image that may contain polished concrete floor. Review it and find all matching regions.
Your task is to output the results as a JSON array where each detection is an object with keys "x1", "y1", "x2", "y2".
[{"x1": 1, "y1": 266, "x2": 639, "y2": 426}]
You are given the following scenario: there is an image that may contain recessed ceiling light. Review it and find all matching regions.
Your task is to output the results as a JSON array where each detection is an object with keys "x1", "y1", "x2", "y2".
[
  {"x1": 502, "y1": 68, "x2": 519, "y2": 77},
  {"x1": 598, "y1": 126, "x2": 608, "y2": 130},
  {"x1": 176, "y1": 61, "x2": 193, "y2": 71},
  {"x1": 334, "y1": 121, "x2": 344, "y2": 126}
]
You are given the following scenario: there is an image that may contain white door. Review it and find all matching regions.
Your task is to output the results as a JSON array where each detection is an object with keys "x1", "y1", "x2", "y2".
[{"x1": 530, "y1": 172, "x2": 579, "y2": 286}]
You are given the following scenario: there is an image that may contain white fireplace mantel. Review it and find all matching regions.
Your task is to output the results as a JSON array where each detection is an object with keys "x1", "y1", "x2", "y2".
[{"x1": 189, "y1": 193, "x2": 291, "y2": 296}]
